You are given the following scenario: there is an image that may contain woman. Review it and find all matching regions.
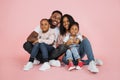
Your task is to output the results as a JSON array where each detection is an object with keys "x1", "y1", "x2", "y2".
[{"x1": 57, "y1": 14, "x2": 103, "y2": 73}]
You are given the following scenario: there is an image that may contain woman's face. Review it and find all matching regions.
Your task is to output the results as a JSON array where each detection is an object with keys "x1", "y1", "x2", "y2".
[{"x1": 63, "y1": 17, "x2": 70, "y2": 30}]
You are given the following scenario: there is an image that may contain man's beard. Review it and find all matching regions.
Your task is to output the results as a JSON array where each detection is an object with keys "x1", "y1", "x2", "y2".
[{"x1": 48, "y1": 19, "x2": 57, "y2": 29}]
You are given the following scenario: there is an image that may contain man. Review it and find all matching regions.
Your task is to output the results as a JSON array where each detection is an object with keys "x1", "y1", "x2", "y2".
[{"x1": 23, "y1": 10, "x2": 62, "y2": 67}]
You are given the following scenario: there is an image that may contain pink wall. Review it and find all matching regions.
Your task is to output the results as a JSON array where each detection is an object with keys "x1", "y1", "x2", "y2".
[{"x1": 0, "y1": 0, "x2": 120, "y2": 80}]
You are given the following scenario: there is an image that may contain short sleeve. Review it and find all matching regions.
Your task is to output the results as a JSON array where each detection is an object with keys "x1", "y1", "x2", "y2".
[
  {"x1": 34, "y1": 25, "x2": 41, "y2": 33},
  {"x1": 77, "y1": 34, "x2": 83, "y2": 41},
  {"x1": 63, "y1": 35, "x2": 69, "y2": 43}
]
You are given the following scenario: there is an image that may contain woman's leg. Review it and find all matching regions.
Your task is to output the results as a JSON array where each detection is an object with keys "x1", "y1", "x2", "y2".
[
  {"x1": 29, "y1": 43, "x2": 40, "y2": 62},
  {"x1": 79, "y1": 38, "x2": 95, "y2": 65}
]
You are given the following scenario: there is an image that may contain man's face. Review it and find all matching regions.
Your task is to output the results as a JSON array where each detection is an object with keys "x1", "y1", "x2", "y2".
[{"x1": 50, "y1": 13, "x2": 61, "y2": 27}]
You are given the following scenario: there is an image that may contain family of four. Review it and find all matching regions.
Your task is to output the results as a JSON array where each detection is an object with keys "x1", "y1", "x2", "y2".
[{"x1": 23, "y1": 10, "x2": 103, "y2": 73}]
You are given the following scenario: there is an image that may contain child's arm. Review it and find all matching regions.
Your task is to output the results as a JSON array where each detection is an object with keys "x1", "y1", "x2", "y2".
[
  {"x1": 73, "y1": 38, "x2": 80, "y2": 44},
  {"x1": 65, "y1": 39, "x2": 73, "y2": 45},
  {"x1": 39, "y1": 34, "x2": 55, "y2": 45},
  {"x1": 63, "y1": 35, "x2": 73, "y2": 45}
]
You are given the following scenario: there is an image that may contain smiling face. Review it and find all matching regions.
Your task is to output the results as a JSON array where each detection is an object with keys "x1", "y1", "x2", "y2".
[
  {"x1": 63, "y1": 17, "x2": 70, "y2": 30},
  {"x1": 50, "y1": 13, "x2": 62, "y2": 27},
  {"x1": 70, "y1": 25, "x2": 79, "y2": 36},
  {"x1": 40, "y1": 19, "x2": 50, "y2": 33}
]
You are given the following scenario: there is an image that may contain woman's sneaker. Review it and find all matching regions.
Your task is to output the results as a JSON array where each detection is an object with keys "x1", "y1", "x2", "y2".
[
  {"x1": 68, "y1": 62, "x2": 75, "y2": 71},
  {"x1": 23, "y1": 62, "x2": 33, "y2": 71},
  {"x1": 39, "y1": 62, "x2": 51, "y2": 71},
  {"x1": 88, "y1": 60, "x2": 99, "y2": 73},
  {"x1": 95, "y1": 59, "x2": 103, "y2": 66}
]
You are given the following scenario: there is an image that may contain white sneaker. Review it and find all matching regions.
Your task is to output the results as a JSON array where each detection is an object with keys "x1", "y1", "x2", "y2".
[
  {"x1": 33, "y1": 59, "x2": 40, "y2": 65},
  {"x1": 23, "y1": 62, "x2": 33, "y2": 71},
  {"x1": 68, "y1": 66, "x2": 76, "y2": 71},
  {"x1": 76, "y1": 66, "x2": 82, "y2": 70},
  {"x1": 39, "y1": 62, "x2": 51, "y2": 71},
  {"x1": 88, "y1": 60, "x2": 99, "y2": 73},
  {"x1": 95, "y1": 59, "x2": 103, "y2": 66},
  {"x1": 49, "y1": 60, "x2": 61, "y2": 67}
]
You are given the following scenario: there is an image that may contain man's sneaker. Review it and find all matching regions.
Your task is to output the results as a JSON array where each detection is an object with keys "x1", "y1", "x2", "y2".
[
  {"x1": 33, "y1": 59, "x2": 40, "y2": 65},
  {"x1": 88, "y1": 60, "x2": 99, "y2": 73},
  {"x1": 95, "y1": 59, "x2": 103, "y2": 66},
  {"x1": 49, "y1": 60, "x2": 61, "y2": 67},
  {"x1": 76, "y1": 61, "x2": 84, "y2": 70},
  {"x1": 23, "y1": 62, "x2": 33, "y2": 71},
  {"x1": 68, "y1": 62, "x2": 75, "y2": 71},
  {"x1": 39, "y1": 62, "x2": 51, "y2": 71}
]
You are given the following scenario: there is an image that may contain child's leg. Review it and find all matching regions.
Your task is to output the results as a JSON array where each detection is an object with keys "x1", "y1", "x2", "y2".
[
  {"x1": 39, "y1": 43, "x2": 55, "y2": 62},
  {"x1": 30, "y1": 43, "x2": 40, "y2": 61},
  {"x1": 70, "y1": 47, "x2": 80, "y2": 61},
  {"x1": 66, "y1": 49, "x2": 75, "y2": 71},
  {"x1": 39, "y1": 43, "x2": 55, "y2": 71}
]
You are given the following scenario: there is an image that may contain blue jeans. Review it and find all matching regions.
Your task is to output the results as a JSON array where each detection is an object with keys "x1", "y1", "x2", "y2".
[
  {"x1": 66, "y1": 45, "x2": 80, "y2": 61},
  {"x1": 62, "y1": 38, "x2": 95, "y2": 65},
  {"x1": 30, "y1": 42, "x2": 55, "y2": 62}
]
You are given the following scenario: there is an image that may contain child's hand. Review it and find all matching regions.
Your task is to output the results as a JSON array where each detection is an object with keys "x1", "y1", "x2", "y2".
[{"x1": 66, "y1": 39, "x2": 73, "y2": 45}]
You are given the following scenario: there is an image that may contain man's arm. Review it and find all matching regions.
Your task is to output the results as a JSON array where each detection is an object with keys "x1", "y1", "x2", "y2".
[{"x1": 27, "y1": 31, "x2": 38, "y2": 43}]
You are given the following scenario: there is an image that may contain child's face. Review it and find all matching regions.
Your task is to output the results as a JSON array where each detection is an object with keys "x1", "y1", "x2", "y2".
[
  {"x1": 70, "y1": 25, "x2": 79, "y2": 36},
  {"x1": 40, "y1": 20, "x2": 50, "y2": 32},
  {"x1": 63, "y1": 17, "x2": 70, "y2": 30}
]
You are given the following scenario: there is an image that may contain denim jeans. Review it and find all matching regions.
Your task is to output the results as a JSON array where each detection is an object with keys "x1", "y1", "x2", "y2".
[
  {"x1": 62, "y1": 38, "x2": 95, "y2": 65},
  {"x1": 23, "y1": 41, "x2": 43, "y2": 62},
  {"x1": 30, "y1": 42, "x2": 55, "y2": 62},
  {"x1": 66, "y1": 45, "x2": 80, "y2": 61}
]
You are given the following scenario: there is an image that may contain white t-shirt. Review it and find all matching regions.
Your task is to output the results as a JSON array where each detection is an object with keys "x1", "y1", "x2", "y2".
[
  {"x1": 63, "y1": 33, "x2": 83, "y2": 43},
  {"x1": 34, "y1": 25, "x2": 60, "y2": 47},
  {"x1": 34, "y1": 25, "x2": 59, "y2": 41}
]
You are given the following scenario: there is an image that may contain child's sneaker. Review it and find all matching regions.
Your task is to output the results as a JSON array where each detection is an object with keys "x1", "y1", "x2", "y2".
[
  {"x1": 68, "y1": 62, "x2": 75, "y2": 71},
  {"x1": 39, "y1": 62, "x2": 51, "y2": 71},
  {"x1": 23, "y1": 62, "x2": 33, "y2": 71},
  {"x1": 76, "y1": 61, "x2": 84, "y2": 70}
]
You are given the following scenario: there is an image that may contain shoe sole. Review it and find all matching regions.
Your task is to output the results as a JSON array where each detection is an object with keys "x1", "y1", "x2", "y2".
[{"x1": 68, "y1": 66, "x2": 76, "y2": 71}]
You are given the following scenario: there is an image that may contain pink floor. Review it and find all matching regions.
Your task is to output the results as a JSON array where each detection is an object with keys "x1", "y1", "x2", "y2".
[{"x1": 0, "y1": 0, "x2": 120, "y2": 80}]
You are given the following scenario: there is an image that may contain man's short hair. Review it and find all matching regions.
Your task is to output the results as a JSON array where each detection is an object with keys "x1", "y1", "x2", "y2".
[{"x1": 52, "y1": 10, "x2": 62, "y2": 17}]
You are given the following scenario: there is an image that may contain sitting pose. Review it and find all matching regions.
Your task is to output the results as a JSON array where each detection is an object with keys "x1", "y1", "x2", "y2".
[
  {"x1": 24, "y1": 19, "x2": 56, "y2": 71},
  {"x1": 63, "y1": 22, "x2": 84, "y2": 71}
]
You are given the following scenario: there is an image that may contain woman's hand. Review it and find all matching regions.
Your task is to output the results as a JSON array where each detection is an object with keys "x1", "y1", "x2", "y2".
[{"x1": 82, "y1": 35, "x2": 87, "y2": 39}]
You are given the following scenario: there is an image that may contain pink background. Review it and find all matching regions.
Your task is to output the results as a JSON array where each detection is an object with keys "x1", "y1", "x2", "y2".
[{"x1": 0, "y1": 0, "x2": 120, "y2": 80}]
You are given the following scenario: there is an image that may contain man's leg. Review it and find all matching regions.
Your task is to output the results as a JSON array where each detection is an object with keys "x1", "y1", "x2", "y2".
[
  {"x1": 23, "y1": 41, "x2": 42, "y2": 62},
  {"x1": 23, "y1": 41, "x2": 33, "y2": 54}
]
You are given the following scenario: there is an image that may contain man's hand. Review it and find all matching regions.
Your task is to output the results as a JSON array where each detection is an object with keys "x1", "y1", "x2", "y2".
[{"x1": 33, "y1": 40, "x2": 39, "y2": 44}]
